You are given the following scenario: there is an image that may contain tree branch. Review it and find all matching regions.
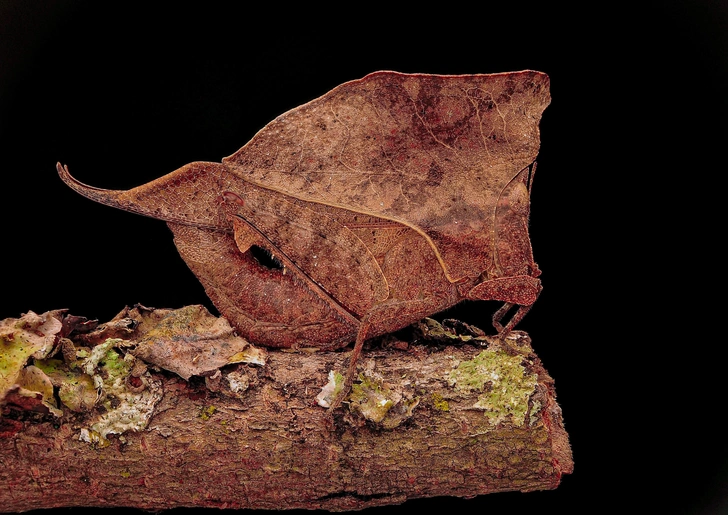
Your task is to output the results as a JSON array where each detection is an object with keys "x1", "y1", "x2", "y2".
[{"x1": 0, "y1": 305, "x2": 572, "y2": 511}]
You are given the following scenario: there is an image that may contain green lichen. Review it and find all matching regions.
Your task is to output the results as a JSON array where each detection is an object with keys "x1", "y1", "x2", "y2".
[
  {"x1": 380, "y1": 396, "x2": 419, "y2": 429},
  {"x1": 529, "y1": 399, "x2": 543, "y2": 426},
  {"x1": 348, "y1": 374, "x2": 419, "y2": 428},
  {"x1": 419, "y1": 318, "x2": 472, "y2": 342},
  {"x1": 200, "y1": 405, "x2": 217, "y2": 421},
  {"x1": 448, "y1": 349, "x2": 537, "y2": 426},
  {"x1": 0, "y1": 334, "x2": 35, "y2": 396},
  {"x1": 0, "y1": 312, "x2": 60, "y2": 400},
  {"x1": 349, "y1": 376, "x2": 395, "y2": 423},
  {"x1": 318, "y1": 370, "x2": 418, "y2": 427},
  {"x1": 431, "y1": 392, "x2": 450, "y2": 412},
  {"x1": 417, "y1": 317, "x2": 493, "y2": 344},
  {"x1": 82, "y1": 338, "x2": 128, "y2": 385}
]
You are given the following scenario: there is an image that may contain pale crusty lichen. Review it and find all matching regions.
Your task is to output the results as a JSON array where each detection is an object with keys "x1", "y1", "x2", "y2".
[
  {"x1": 317, "y1": 370, "x2": 418, "y2": 428},
  {"x1": 225, "y1": 370, "x2": 251, "y2": 395},
  {"x1": 316, "y1": 370, "x2": 345, "y2": 408},
  {"x1": 448, "y1": 349, "x2": 538, "y2": 426},
  {"x1": 78, "y1": 338, "x2": 163, "y2": 447}
]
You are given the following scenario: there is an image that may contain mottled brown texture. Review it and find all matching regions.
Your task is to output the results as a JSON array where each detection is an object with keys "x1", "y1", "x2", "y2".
[{"x1": 56, "y1": 71, "x2": 550, "y2": 406}]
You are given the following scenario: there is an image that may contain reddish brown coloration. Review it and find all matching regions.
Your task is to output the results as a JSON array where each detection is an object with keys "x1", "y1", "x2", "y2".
[
  {"x1": 57, "y1": 71, "x2": 550, "y2": 407},
  {"x1": 0, "y1": 308, "x2": 572, "y2": 511}
]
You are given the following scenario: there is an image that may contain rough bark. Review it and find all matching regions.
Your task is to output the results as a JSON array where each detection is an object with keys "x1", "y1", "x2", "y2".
[{"x1": 0, "y1": 306, "x2": 572, "y2": 512}]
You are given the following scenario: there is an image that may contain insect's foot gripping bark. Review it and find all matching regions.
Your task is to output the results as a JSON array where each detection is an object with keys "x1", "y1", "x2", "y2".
[
  {"x1": 492, "y1": 302, "x2": 514, "y2": 333},
  {"x1": 493, "y1": 302, "x2": 533, "y2": 340},
  {"x1": 323, "y1": 321, "x2": 372, "y2": 421}
]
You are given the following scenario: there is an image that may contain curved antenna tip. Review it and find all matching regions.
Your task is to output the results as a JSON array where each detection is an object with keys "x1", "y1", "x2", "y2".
[
  {"x1": 56, "y1": 162, "x2": 107, "y2": 193},
  {"x1": 56, "y1": 162, "x2": 72, "y2": 179}
]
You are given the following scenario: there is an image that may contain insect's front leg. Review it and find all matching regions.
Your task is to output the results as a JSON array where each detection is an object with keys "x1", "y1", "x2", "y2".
[
  {"x1": 467, "y1": 275, "x2": 541, "y2": 338},
  {"x1": 491, "y1": 302, "x2": 534, "y2": 337},
  {"x1": 492, "y1": 302, "x2": 514, "y2": 333}
]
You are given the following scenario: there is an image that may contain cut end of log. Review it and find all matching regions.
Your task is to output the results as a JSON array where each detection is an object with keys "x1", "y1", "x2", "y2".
[{"x1": 0, "y1": 306, "x2": 572, "y2": 512}]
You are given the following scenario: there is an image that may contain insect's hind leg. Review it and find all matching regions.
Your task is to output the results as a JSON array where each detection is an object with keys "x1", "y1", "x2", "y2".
[
  {"x1": 325, "y1": 296, "x2": 454, "y2": 415},
  {"x1": 326, "y1": 320, "x2": 372, "y2": 413}
]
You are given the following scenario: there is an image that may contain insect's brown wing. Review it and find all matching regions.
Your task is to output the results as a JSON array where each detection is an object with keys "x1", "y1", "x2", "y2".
[
  {"x1": 226, "y1": 188, "x2": 389, "y2": 318},
  {"x1": 223, "y1": 71, "x2": 550, "y2": 283},
  {"x1": 168, "y1": 222, "x2": 359, "y2": 349}
]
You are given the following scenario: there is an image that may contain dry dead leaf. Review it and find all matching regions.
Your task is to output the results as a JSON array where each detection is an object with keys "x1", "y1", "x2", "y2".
[
  {"x1": 129, "y1": 305, "x2": 265, "y2": 380},
  {"x1": 0, "y1": 310, "x2": 62, "y2": 402}
]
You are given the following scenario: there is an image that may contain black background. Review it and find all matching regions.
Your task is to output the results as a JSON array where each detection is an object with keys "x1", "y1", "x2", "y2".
[{"x1": 1, "y1": 2, "x2": 726, "y2": 514}]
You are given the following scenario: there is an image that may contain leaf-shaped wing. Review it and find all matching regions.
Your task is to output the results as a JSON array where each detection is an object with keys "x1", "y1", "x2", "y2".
[
  {"x1": 223, "y1": 71, "x2": 550, "y2": 282},
  {"x1": 228, "y1": 191, "x2": 389, "y2": 317}
]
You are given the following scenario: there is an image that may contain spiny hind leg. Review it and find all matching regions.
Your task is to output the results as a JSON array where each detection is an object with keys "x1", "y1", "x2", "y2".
[
  {"x1": 326, "y1": 320, "x2": 371, "y2": 414},
  {"x1": 325, "y1": 296, "x2": 453, "y2": 415}
]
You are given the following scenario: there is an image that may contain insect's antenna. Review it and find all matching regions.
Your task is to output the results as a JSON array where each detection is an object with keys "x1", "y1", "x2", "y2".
[{"x1": 57, "y1": 162, "x2": 125, "y2": 203}]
